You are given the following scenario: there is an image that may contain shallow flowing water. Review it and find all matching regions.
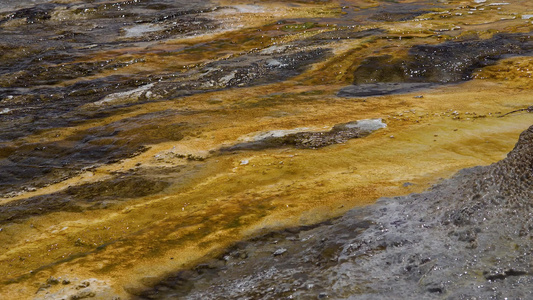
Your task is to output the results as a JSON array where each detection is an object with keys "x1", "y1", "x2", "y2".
[{"x1": 0, "y1": 0, "x2": 532, "y2": 299}]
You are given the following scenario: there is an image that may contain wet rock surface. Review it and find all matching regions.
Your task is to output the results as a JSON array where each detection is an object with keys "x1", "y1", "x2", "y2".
[
  {"x1": 155, "y1": 48, "x2": 329, "y2": 98},
  {"x1": 139, "y1": 126, "x2": 533, "y2": 299},
  {"x1": 2, "y1": 0, "x2": 530, "y2": 195},
  {"x1": 221, "y1": 118, "x2": 386, "y2": 151},
  {"x1": 0, "y1": 171, "x2": 173, "y2": 225},
  {"x1": 403, "y1": 34, "x2": 533, "y2": 83},
  {"x1": 0, "y1": 0, "x2": 222, "y2": 195},
  {"x1": 0, "y1": 110, "x2": 189, "y2": 195},
  {"x1": 1, "y1": 0, "x2": 533, "y2": 298},
  {"x1": 341, "y1": 33, "x2": 533, "y2": 96},
  {"x1": 0, "y1": 0, "x2": 332, "y2": 195}
]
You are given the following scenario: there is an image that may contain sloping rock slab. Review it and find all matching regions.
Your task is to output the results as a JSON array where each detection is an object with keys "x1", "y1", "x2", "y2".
[{"x1": 138, "y1": 124, "x2": 533, "y2": 299}]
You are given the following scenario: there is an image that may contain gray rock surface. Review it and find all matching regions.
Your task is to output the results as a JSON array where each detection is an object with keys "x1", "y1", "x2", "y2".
[{"x1": 138, "y1": 124, "x2": 533, "y2": 299}]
